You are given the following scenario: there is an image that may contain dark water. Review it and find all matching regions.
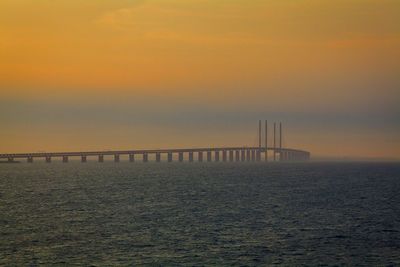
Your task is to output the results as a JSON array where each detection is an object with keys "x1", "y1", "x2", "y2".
[{"x1": 0, "y1": 162, "x2": 399, "y2": 266}]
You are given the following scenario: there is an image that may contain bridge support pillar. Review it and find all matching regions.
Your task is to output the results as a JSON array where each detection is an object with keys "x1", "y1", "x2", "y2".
[
  {"x1": 168, "y1": 152, "x2": 173, "y2": 162},
  {"x1": 143, "y1": 153, "x2": 148, "y2": 162},
  {"x1": 27, "y1": 157, "x2": 33, "y2": 163},
  {"x1": 81, "y1": 156, "x2": 87, "y2": 163},
  {"x1": 114, "y1": 154, "x2": 120, "y2": 163},
  {"x1": 129, "y1": 154, "x2": 135, "y2": 162},
  {"x1": 222, "y1": 150, "x2": 227, "y2": 162},
  {"x1": 98, "y1": 155, "x2": 104, "y2": 163},
  {"x1": 235, "y1": 150, "x2": 240, "y2": 162},
  {"x1": 156, "y1": 153, "x2": 161, "y2": 162},
  {"x1": 251, "y1": 150, "x2": 256, "y2": 161},
  {"x1": 179, "y1": 152, "x2": 184, "y2": 162},
  {"x1": 229, "y1": 150, "x2": 234, "y2": 162},
  {"x1": 62, "y1": 156, "x2": 68, "y2": 163},
  {"x1": 241, "y1": 150, "x2": 246, "y2": 161},
  {"x1": 246, "y1": 150, "x2": 251, "y2": 161},
  {"x1": 45, "y1": 156, "x2": 51, "y2": 163},
  {"x1": 215, "y1": 151, "x2": 220, "y2": 162},
  {"x1": 283, "y1": 151, "x2": 287, "y2": 161},
  {"x1": 207, "y1": 151, "x2": 212, "y2": 162},
  {"x1": 256, "y1": 150, "x2": 261, "y2": 161},
  {"x1": 189, "y1": 152, "x2": 193, "y2": 162},
  {"x1": 198, "y1": 152, "x2": 203, "y2": 162}
]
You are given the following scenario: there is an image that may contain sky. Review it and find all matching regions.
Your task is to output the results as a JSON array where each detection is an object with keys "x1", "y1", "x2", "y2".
[{"x1": 0, "y1": 0, "x2": 399, "y2": 159}]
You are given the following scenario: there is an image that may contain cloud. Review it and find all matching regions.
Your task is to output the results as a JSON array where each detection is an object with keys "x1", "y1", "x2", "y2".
[{"x1": 94, "y1": 0, "x2": 400, "y2": 46}]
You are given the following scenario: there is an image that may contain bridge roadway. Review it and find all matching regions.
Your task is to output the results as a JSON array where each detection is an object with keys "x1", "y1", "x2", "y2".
[{"x1": 0, "y1": 147, "x2": 310, "y2": 163}]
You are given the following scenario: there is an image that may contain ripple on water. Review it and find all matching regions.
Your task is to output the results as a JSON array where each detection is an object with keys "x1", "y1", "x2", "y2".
[{"x1": 0, "y1": 162, "x2": 399, "y2": 265}]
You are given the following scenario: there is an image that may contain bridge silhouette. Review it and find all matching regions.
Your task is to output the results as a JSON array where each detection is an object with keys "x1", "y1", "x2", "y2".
[{"x1": 0, "y1": 121, "x2": 310, "y2": 163}]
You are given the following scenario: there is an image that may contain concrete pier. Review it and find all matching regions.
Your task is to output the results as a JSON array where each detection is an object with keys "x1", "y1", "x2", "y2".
[
  {"x1": 143, "y1": 153, "x2": 148, "y2": 162},
  {"x1": 98, "y1": 155, "x2": 104, "y2": 162},
  {"x1": 156, "y1": 153, "x2": 161, "y2": 162},
  {"x1": 81, "y1": 156, "x2": 87, "y2": 163},
  {"x1": 222, "y1": 150, "x2": 227, "y2": 162},
  {"x1": 198, "y1": 151, "x2": 203, "y2": 162},
  {"x1": 207, "y1": 151, "x2": 212, "y2": 162},
  {"x1": 114, "y1": 154, "x2": 120, "y2": 162},
  {"x1": 129, "y1": 154, "x2": 135, "y2": 162},
  {"x1": 168, "y1": 152, "x2": 173, "y2": 162},
  {"x1": 179, "y1": 152, "x2": 184, "y2": 162},
  {"x1": 189, "y1": 152, "x2": 193, "y2": 162},
  {"x1": 63, "y1": 156, "x2": 68, "y2": 163},
  {"x1": 229, "y1": 150, "x2": 234, "y2": 162},
  {"x1": 280, "y1": 151, "x2": 286, "y2": 161},
  {"x1": 215, "y1": 151, "x2": 220, "y2": 162},
  {"x1": 241, "y1": 150, "x2": 246, "y2": 161}
]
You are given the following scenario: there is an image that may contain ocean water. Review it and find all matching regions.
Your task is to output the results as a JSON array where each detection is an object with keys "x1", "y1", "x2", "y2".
[{"x1": 0, "y1": 162, "x2": 399, "y2": 266}]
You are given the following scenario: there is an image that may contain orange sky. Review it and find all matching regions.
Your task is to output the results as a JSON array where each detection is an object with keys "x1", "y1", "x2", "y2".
[{"x1": 1, "y1": 0, "x2": 399, "y2": 159}]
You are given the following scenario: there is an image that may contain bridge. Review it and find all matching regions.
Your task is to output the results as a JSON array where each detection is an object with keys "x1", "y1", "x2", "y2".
[{"x1": 0, "y1": 121, "x2": 310, "y2": 163}]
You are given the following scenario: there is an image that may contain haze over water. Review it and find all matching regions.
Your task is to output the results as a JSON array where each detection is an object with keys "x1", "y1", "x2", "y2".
[{"x1": 1, "y1": 162, "x2": 399, "y2": 265}]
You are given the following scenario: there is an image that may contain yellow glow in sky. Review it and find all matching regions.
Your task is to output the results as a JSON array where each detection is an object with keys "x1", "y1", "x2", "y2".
[{"x1": 0, "y1": 0, "x2": 399, "y2": 159}]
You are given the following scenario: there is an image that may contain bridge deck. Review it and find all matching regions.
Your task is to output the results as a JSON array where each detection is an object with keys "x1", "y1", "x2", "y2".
[{"x1": 0, "y1": 147, "x2": 309, "y2": 159}]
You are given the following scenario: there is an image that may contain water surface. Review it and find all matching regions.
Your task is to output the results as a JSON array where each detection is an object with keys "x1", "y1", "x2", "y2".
[{"x1": 0, "y1": 162, "x2": 399, "y2": 265}]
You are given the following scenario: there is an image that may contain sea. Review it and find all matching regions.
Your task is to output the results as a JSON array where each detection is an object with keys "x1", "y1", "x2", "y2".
[{"x1": 0, "y1": 162, "x2": 399, "y2": 266}]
